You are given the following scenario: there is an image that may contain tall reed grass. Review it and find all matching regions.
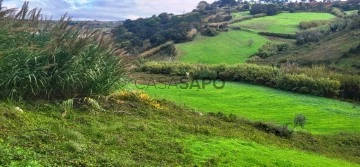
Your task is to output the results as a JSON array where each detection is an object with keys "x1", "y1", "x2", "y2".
[{"x1": 0, "y1": 2, "x2": 126, "y2": 100}]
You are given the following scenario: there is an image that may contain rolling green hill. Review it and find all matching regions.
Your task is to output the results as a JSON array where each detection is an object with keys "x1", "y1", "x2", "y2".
[
  {"x1": 231, "y1": 12, "x2": 335, "y2": 34},
  {"x1": 176, "y1": 30, "x2": 268, "y2": 64},
  {"x1": 176, "y1": 12, "x2": 336, "y2": 65},
  {"x1": 132, "y1": 82, "x2": 360, "y2": 134}
]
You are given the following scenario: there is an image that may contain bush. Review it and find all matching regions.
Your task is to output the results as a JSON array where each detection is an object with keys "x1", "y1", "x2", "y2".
[
  {"x1": 255, "y1": 43, "x2": 292, "y2": 58},
  {"x1": 250, "y1": 4, "x2": 278, "y2": 16},
  {"x1": 139, "y1": 61, "x2": 193, "y2": 76},
  {"x1": 258, "y1": 32, "x2": 297, "y2": 39},
  {"x1": 294, "y1": 114, "x2": 307, "y2": 128},
  {"x1": 139, "y1": 62, "x2": 357, "y2": 99},
  {"x1": 253, "y1": 122, "x2": 293, "y2": 138},
  {"x1": 0, "y1": 3, "x2": 125, "y2": 100},
  {"x1": 297, "y1": 16, "x2": 359, "y2": 44},
  {"x1": 219, "y1": 64, "x2": 280, "y2": 86},
  {"x1": 299, "y1": 20, "x2": 330, "y2": 30},
  {"x1": 276, "y1": 74, "x2": 341, "y2": 97},
  {"x1": 338, "y1": 75, "x2": 360, "y2": 101},
  {"x1": 201, "y1": 27, "x2": 219, "y2": 36},
  {"x1": 331, "y1": 7, "x2": 345, "y2": 18},
  {"x1": 296, "y1": 26, "x2": 330, "y2": 44}
]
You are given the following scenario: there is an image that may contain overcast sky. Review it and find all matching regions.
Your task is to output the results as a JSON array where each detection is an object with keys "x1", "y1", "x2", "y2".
[{"x1": 2, "y1": 0, "x2": 216, "y2": 21}]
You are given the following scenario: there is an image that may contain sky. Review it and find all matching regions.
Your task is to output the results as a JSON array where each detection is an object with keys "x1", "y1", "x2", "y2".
[{"x1": 2, "y1": 0, "x2": 216, "y2": 21}]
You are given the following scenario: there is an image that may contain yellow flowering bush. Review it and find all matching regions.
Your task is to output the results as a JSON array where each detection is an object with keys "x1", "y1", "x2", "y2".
[{"x1": 109, "y1": 91, "x2": 163, "y2": 109}]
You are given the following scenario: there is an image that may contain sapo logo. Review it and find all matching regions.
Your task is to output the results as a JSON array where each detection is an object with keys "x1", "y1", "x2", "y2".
[{"x1": 134, "y1": 77, "x2": 225, "y2": 90}]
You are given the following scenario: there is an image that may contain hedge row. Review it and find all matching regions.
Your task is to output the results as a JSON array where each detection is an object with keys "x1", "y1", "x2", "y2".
[
  {"x1": 297, "y1": 15, "x2": 360, "y2": 44},
  {"x1": 254, "y1": 43, "x2": 293, "y2": 58},
  {"x1": 228, "y1": 13, "x2": 267, "y2": 24},
  {"x1": 139, "y1": 62, "x2": 343, "y2": 99},
  {"x1": 258, "y1": 32, "x2": 297, "y2": 39},
  {"x1": 299, "y1": 20, "x2": 330, "y2": 30}
]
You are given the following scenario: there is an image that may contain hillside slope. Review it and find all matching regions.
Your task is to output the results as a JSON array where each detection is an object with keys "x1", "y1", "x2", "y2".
[
  {"x1": 260, "y1": 29, "x2": 360, "y2": 73},
  {"x1": 176, "y1": 30, "x2": 268, "y2": 64},
  {"x1": 1, "y1": 92, "x2": 360, "y2": 166}
]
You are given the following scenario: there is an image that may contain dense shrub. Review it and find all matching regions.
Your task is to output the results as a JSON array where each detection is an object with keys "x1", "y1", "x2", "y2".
[
  {"x1": 338, "y1": 75, "x2": 360, "y2": 101},
  {"x1": 296, "y1": 25, "x2": 330, "y2": 44},
  {"x1": 253, "y1": 122, "x2": 293, "y2": 139},
  {"x1": 0, "y1": 3, "x2": 125, "y2": 100},
  {"x1": 255, "y1": 43, "x2": 292, "y2": 58},
  {"x1": 276, "y1": 74, "x2": 341, "y2": 97},
  {"x1": 201, "y1": 27, "x2": 219, "y2": 36},
  {"x1": 192, "y1": 65, "x2": 220, "y2": 79},
  {"x1": 139, "y1": 61, "x2": 192, "y2": 76},
  {"x1": 332, "y1": 0, "x2": 360, "y2": 11},
  {"x1": 250, "y1": 4, "x2": 279, "y2": 16},
  {"x1": 299, "y1": 20, "x2": 330, "y2": 30},
  {"x1": 331, "y1": 7, "x2": 345, "y2": 18},
  {"x1": 139, "y1": 62, "x2": 357, "y2": 99},
  {"x1": 220, "y1": 64, "x2": 280, "y2": 86},
  {"x1": 258, "y1": 32, "x2": 297, "y2": 39},
  {"x1": 114, "y1": 12, "x2": 202, "y2": 54},
  {"x1": 297, "y1": 16, "x2": 360, "y2": 44}
]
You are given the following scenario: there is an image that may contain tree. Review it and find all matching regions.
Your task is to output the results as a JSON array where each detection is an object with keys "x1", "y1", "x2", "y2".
[
  {"x1": 197, "y1": 1, "x2": 209, "y2": 13},
  {"x1": 250, "y1": 4, "x2": 267, "y2": 15},
  {"x1": 220, "y1": 0, "x2": 237, "y2": 7},
  {"x1": 266, "y1": 4, "x2": 278, "y2": 16},
  {"x1": 250, "y1": 4, "x2": 278, "y2": 16},
  {"x1": 158, "y1": 13, "x2": 170, "y2": 24}
]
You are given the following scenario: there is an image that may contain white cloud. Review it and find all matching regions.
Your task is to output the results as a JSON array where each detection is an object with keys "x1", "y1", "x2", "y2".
[{"x1": 2, "y1": 0, "x2": 216, "y2": 21}]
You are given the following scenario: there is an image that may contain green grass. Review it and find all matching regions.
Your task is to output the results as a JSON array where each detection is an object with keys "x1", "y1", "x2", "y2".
[
  {"x1": 345, "y1": 10, "x2": 358, "y2": 15},
  {"x1": 231, "y1": 11, "x2": 250, "y2": 19},
  {"x1": 1, "y1": 97, "x2": 360, "y2": 166},
  {"x1": 186, "y1": 137, "x2": 359, "y2": 167},
  {"x1": 232, "y1": 12, "x2": 335, "y2": 34},
  {"x1": 176, "y1": 30, "x2": 268, "y2": 64},
  {"x1": 133, "y1": 82, "x2": 360, "y2": 134}
]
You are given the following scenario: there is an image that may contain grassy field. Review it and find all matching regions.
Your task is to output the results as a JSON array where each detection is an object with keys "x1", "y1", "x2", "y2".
[
  {"x1": 232, "y1": 12, "x2": 335, "y2": 34},
  {"x1": 186, "y1": 137, "x2": 359, "y2": 166},
  {"x1": 1, "y1": 97, "x2": 360, "y2": 166},
  {"x1": 345, "y1": 10, "x2": 358, "y2": 15},
  {"x1": 231, "y1": 11, "x2": 250, "y2": 19},
  {"x1": 176, "y1": 30, "x2": 268, "y2": 64},
  {"x1": 131, "y1": 82, "x2": 360, "y2": 134}
]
